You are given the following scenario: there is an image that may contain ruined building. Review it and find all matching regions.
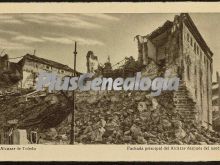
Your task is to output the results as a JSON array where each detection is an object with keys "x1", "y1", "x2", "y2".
[
  {"x1": 86, "y1": 51, "x2": 99, "y2": 73},
  {"x1": 17, "y1": 54, "x2": 78, "y2": 89},
  {"x1": 136, "y1": 13, "x2": 213, "y2": 128}
]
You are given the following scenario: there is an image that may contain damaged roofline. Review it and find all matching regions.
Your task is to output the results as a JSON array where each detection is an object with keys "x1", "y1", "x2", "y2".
[
  {"x1": 181, "y1": 13, "x2": 213, "y2": 57},
  {"x1": 136, "y1": 13, "x2": 213, "y2": 62}
]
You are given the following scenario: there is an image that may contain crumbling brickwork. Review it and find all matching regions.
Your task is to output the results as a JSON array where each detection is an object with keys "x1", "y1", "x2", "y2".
[{"x1": 136, "y1": 13, "x2": 213, "y2": 128}]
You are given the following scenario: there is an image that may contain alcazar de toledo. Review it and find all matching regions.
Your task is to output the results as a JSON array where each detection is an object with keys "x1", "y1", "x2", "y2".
[
  {"x1": 0, "y1": 13, "x2": 218, "y2": 137},
  {"x1": 135, "y1": 13, "x2": 213, "y2": 128}
]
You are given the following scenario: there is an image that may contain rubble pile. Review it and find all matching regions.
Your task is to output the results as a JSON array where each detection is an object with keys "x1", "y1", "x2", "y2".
[
  {"x1": 1, "y1": 89, "x2": 220, "y2": 145},
  {"x1": 64, "y1": 91, "x2": 220, "y2": 144},
  {"x1": 0, "y1": 91, "x2": 71, "y2": 130}
]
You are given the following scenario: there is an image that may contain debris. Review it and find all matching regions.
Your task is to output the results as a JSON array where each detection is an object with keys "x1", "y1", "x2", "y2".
[
  {"x1": 1, "y1": 90, "x2": 220, "y2": 145},
  {"x1": 137, "y1": 102, "x2": 147, "y2": 112}
]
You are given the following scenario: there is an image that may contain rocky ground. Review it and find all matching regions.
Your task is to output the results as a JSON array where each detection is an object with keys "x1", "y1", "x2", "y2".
[
  {"x1": 0, "y1": 90, "x2": 71, "y2": 130},
  {"x1": 57, "y1": 91, "x2": 220, "y2": 145},
  {"x1": 1, "y1": 90, "x2": 220, "y2": 145}
]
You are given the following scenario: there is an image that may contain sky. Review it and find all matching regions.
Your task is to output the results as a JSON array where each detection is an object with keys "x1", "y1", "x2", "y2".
[{"x1": 0, "y1": 13, "x2": 219, "y2": 81}]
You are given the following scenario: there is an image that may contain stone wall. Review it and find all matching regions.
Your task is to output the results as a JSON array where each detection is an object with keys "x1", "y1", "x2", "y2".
[
  {"x1": 173, "y1": 81, "x2": 197, "y2": 122},
  {"x1": 182, "y1": 22, "x2": 212, "y2": 128},
  {"x1": 136, "y1": 15, "x2": 213, "y2": 128},
  {"x1": 20, "y1": 59, "x2": 73, "y2": 89}
]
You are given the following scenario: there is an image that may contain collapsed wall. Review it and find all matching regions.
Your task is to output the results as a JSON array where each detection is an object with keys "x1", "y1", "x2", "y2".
[
  {"x1": 135, "y1": 14, "x2": 213, "y2": 129},
  {"x1": 0, "y1": 87, "x2": 220, "y2": 144},
  {"x1": 55, "y1": 90, "x2": 220, "y2": 145}
]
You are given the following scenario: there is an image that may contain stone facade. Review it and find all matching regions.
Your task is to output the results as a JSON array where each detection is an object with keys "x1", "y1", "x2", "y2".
[
  {"x1": 17, "y1": 54, "x2": 78, "y2": 89},
  {"x1": 136, "y1": 13, "x2": 213, "y2": 128}
]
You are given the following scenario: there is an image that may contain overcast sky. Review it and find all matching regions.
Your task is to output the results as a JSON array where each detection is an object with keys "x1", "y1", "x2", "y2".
[{"x1": 0, "y1": 13, "x2": 219, "y2": 81}]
